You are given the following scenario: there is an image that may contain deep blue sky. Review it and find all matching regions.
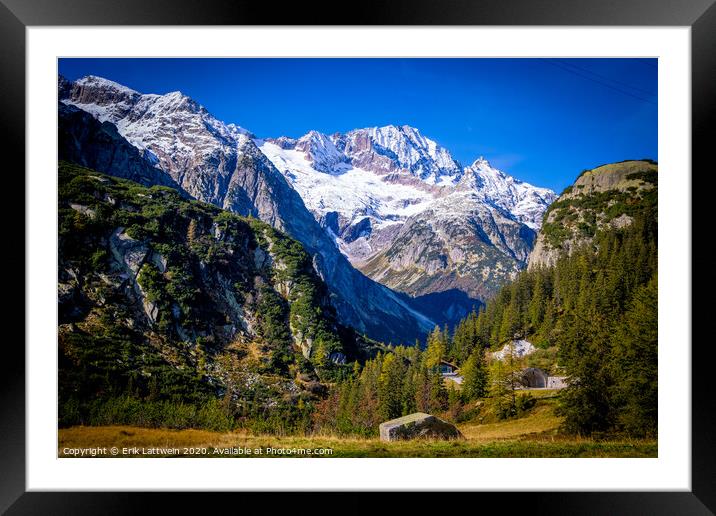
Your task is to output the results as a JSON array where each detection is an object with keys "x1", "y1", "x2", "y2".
[{"x1": 59, "y1": 58, "x2": 657, "y2": 192}]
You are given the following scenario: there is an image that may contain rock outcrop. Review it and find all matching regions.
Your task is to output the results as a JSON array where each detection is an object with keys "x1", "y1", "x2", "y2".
[
  {"x1": 528, "y1": 160, "x2": 657, "y2": 269},
  {"x1": 378, "y1": 412, "x2": 463, "y2": 441},
  {"x1": 491, "y1": 339, "x2": 536, "y2": 361}
]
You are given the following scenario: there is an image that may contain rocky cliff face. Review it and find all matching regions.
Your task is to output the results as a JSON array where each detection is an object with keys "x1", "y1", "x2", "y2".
[
  {"x1": 59, "y1": 75, "x2": 434, "y2": 344},
  {"x1": 359, "y1": 190, "x2": 535, "y2": 300},
  {"x1": 527, "y1": 159, "x2": 658, "y2": 269},
  {"x1": 336, "y1": 125, "x2": 463, "y2": 182},
  {"x1": 59, "y1": 75, "x2": 252, "y2": 205},
  {"x1": 59, "y1": 103, "x2": 184, "y2": 192}
]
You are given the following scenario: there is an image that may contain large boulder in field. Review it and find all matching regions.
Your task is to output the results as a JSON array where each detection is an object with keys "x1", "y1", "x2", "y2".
[{"x1": 379, "y1": 412, "x2": 463, "y2": 442}]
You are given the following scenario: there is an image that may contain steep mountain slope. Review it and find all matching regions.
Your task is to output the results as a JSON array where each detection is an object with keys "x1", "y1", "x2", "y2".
[
  {"x1": 336, "y1": 125, "x2": 463, "y2": 183},
  {"x1": 359, "y1": 186, "x2": 535, "y2": 300},
  {"x1": 59, "y1": 102, "x2": 184, "y2": 192},
  {"x1": 59, "y1": 75, "x2": 434, "y2": 344},
  {"x1": 259, "y1": 126, "x2": 555, "y2": 321},
  {"x1": 58, "y1": 161, "x2": 380, "y2": 426},
  {"x1": 528, "y1": 159, "x2": 657, "y2": 269}
]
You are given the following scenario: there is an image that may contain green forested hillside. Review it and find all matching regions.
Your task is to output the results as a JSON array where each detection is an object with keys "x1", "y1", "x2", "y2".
[
  {"x1": 58, "y1": 161, "x2": 375, "y2": 432},
  {"x1": 58, "y1": 159, "x2": 658, "y2": 441},
  {"x1": 464, "y1": 164, "x2": 658, "y2": 437}
]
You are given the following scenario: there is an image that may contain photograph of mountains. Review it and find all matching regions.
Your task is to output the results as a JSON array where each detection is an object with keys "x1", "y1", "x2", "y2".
[{"x1": 58, "y1": 58, "x2": 658, "y2": 458}]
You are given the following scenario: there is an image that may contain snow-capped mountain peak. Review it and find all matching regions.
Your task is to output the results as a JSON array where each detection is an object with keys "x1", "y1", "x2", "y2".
[
  {"x1": 461, "y1": 156, "x2": 507, "y2": 186},
  {"x1": 74, "y1": 75, "x2": 140, "y2": 97},
  {"x1": 61, "y1": 75, "x2": 252, "y2": 172},
  {"x1": 294, "y1": 130, "x2": 349, "y2": 174},
  {"x1": 59, "y1": 74, "x2": 436, "y2": 344},
  {"x1": 341, "y1": 125, "x2": 463, "y2": 183},
  {"x1": 226, "y1": 123, "x2": 253, "y2": 138},
  {"x1": 461, "y1": 156, "x2": 557, "y2": 230},
  {"x1": 469, "y1": 156, "x2": 491, "y2": 168},
  {"x1": 259, "y1": 121, "x2": 556, "y2": 289},
  {"x1": 59, "y1": 73, "x2": 558, "y2": 335}
]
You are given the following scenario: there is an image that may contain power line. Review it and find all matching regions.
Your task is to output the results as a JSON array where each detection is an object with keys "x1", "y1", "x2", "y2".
[
  {"x1": 543, "y1": 59, "x2": 657, "y2": 106},
  {"x1": 547, "y1": 59, "x2": 657, "y2": 105},
  {"x1": 554, "y1": 59, "x2": 657, "y2": 97}
]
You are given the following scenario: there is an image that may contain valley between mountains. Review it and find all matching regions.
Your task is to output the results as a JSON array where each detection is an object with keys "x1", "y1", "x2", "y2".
[
  {"x1": 59, "y1": 75, "x2": 555, "y2": 338},
  {"x1": 57, "y1": 74, "x2": 658, "y2": 455}
]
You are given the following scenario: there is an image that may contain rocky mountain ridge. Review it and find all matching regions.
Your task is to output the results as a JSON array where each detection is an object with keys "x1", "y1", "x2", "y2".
[
  {"x1": 59, "y1": 102, "x2": 184, "y2": 192},
  {"x1": 59, "y1": 74, "x2": 434, "y2": 344},
  {"x1": 259, "y1": 125, "x2": 555, "y2": 320},
  {"x1": 59, "y1": 73, "x2": 558, "y2": 333}
]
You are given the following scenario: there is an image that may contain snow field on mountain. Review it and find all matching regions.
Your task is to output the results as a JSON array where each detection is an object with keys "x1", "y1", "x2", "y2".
[{"x1": 258, "y1": 140, "x2": 435, "y2": 225}]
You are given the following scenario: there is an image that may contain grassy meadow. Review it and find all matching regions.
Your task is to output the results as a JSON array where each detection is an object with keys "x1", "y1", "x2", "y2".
[{"x1": 58, "y1": 390, "x2": 657, "y2": 458}]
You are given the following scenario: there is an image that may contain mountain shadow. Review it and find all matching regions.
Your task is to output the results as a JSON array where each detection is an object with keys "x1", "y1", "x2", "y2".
[{"x1": 411, "y1": 289, "x2": 484, "y2": 332}]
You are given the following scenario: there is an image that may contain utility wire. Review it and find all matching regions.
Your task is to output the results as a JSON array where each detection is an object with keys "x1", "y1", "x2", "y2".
[
  {"x1": 544, "y1": 59, "x2": 657, "y2": 106},
  {"x1": 553, "y1": 59, "x2": 657, "y2": 97},
  {"x1": 547, "y1": 58, "x2": 656, "y2": 104}
]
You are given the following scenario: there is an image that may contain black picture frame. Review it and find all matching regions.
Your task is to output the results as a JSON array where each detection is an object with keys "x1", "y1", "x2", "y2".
[{"x1": 2, "y1": 1, "x2": 714, "y2": 513}]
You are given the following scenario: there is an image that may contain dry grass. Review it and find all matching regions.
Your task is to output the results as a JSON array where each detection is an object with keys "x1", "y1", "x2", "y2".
[
  {"x1": 59, "y1": 425, "x2": 248, "y2": 450},
  {"x1": 58, "y1": 399, "x2": 656, "y2": 458},
  {"x1": 58, "y1": 425, "x2": 656, "y2": 458},
  {"x1": 459, "y1": 404, "x2": 563, "y2": 441}
]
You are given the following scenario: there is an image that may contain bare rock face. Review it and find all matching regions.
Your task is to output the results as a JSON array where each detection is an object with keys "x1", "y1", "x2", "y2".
[
  {"x1": 570, "y1": 160, "x2": 656, "y2": 195},
  {"x1": 358, "y1": 193, "x2": 534, "y2": 302},
  {"x1": 58, "y1": 103, "x2": 183, "y2": 192},
  {"x1": 107, "y1": 227, "x2": 160, "y2": 324},
  {"x1": 492, "y1": 339, "x2": 536, "y2": 361},
  {"x1": 379, "y1": 412, "x2": 463, "y2": 441},
  {"x1": 528, "y1": 160, "x2": 657, "y2": 270},
  {"x1": 109, "y1": 228, "x2": 148, "y2": 279},
  {"x1": 525, "y1": 235, "x2": 562, "y2": 270}
]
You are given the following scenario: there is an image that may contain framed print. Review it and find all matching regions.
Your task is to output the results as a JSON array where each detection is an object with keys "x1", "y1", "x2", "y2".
[{"x1": 3, "y1": 0, "x2": 715, "y2": 513}]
